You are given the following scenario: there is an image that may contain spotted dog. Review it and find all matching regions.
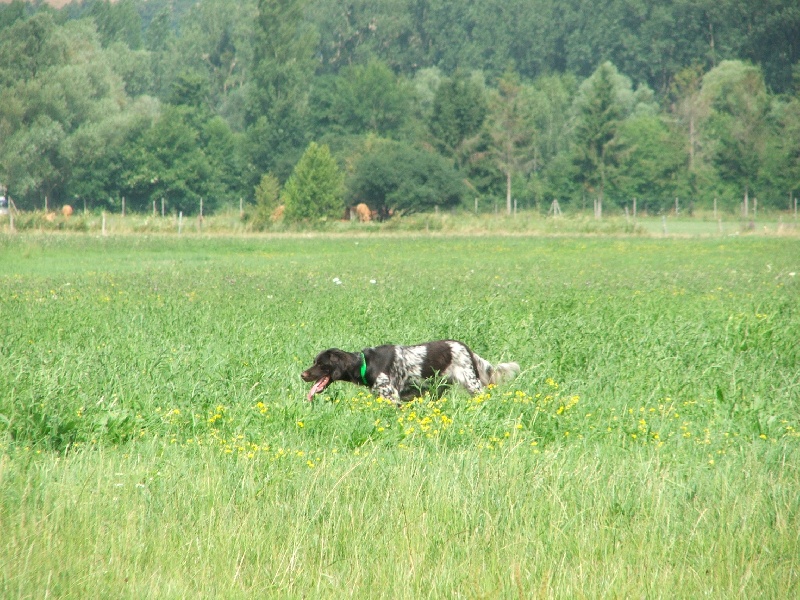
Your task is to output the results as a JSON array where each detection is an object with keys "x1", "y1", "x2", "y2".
[{"x1": 301, "y1": 340, "x2": 520, "y2": 403}]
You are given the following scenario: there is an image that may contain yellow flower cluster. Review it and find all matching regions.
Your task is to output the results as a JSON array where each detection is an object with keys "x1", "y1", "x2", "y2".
[
  {"x1": 206, "y1": 405, "x2": 226, "y2": 425},
  {"x1": 123, "y1": 383, "x2": 800, "y2": 467}
]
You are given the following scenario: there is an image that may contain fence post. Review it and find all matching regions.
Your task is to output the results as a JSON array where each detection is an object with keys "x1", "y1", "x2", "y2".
[
  {"x1": 8, "y1": 198, "x2": 16, "y2": 233},
  {"x1": 743, "y1": 188, "x2": 749, "y2": 217}
]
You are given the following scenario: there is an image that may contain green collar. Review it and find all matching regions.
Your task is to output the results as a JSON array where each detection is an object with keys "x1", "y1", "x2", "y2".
[{"x1": 359, "y1": 352, "x2": 368, "y2": 385}]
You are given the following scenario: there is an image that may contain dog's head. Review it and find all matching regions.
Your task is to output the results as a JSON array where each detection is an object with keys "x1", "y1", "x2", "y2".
[{"x1": 301, "y1": 348, "x2": 354, "y2": 401}]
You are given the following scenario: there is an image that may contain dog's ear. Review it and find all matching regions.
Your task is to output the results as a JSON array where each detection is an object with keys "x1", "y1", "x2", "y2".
[{"x1": 327, "y1": 350, "x2": 346, "y2": 380}]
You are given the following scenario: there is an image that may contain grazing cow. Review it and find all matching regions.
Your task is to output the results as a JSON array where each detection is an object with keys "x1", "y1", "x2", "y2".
[
  {"x1": 62, "y1": 205, "x2": 73, "y2": 217},
  {"x1": 355, "y1": 203, "x2": 371, "y2": 222}
]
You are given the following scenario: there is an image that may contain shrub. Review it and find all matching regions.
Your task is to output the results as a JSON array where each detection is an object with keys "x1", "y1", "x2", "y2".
[{"x1": 348, "y1": 140, "x2": 466, "y2": 217}]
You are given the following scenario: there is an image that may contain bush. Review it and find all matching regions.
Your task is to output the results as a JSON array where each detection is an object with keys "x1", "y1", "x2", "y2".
[
  {"x1": 348, "y1": 140, "x2": 466, "y2": 217},
  {"x1": 251, "y1": 173, "x2": 281, "y2": 230}
]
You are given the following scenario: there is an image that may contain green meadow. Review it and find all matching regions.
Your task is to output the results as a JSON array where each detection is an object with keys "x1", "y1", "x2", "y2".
[{"x1": 1, "y1": 233, "x2": 799, "y2": 598}]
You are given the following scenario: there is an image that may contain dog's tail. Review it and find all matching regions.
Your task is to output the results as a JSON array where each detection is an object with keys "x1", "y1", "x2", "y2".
[{"x1": 472, "y1": 352, "x2": 520, "y2": 387}]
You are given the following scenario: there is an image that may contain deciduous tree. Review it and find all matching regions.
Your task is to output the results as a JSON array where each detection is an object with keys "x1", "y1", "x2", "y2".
[
  {"x1": 485, "y1": 70, "x2": 535, "y2": 214},
  {"x1": 699, "y1": 60, "x2": 770, "y2": 208}
]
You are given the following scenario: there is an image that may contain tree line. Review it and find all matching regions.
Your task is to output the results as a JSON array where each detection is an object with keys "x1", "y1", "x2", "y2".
[{"x1": 0, "y1": 0, "x2": 798, "y2": 221}]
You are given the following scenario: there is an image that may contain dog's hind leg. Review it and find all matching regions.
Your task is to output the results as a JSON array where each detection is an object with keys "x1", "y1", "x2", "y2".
[
  {"x1": 372, "y1": 373, "x2": 401, "y2": 405},
  {"x1": 450, "y1": 369, "x2": 484, "y2": 395},
  {"x1": 443, "y1": 342, "x2": 487, "y2": 395}
]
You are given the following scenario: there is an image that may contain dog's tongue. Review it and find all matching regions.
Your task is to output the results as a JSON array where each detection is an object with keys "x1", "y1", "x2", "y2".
[{"x1": 307, "y1": 376, "x2": 330, "y2": 401}]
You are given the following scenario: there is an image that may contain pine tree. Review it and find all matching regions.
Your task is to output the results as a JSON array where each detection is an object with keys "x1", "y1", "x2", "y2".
[
  {"x1": 572, "y1": 62, "x2": 624, "y2": 218},
  {"x1": 282, "y1": 143, "x2": 344, "y2": 221}
]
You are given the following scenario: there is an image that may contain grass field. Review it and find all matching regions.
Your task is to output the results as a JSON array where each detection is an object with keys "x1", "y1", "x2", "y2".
[{"x1": 1, "y1": 233, "x2": 799, "y2": 598}]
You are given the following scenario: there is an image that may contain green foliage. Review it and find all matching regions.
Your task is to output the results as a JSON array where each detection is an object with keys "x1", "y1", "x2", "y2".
[
  {"x1": 572, "y1": 62, "x2": 626, "y2": 208},
  {"x1": 760, "y1": 97, "x2": 800, "y2": 205},
  {"x1": 611, "y1": 113, "x2": 688, "y2": 210},
  {"x1": 484, "y1": 70, "x2": 537, "y2": 213},
  {"x1": 348, "y1": 139, "x2": 466, "y2": 216},
  {"x1": 429, "y1": 71, "x2": 487, "y2": 156},
  {"x1": 87, "y1": 0, "x2": 143, "y2": 50},
  {"x1": 2, "y1": 1, "x2": 800, "y2": 215},
  {"x1": 0, "y1": 0, "x2": 25, "y2": 32},
  {"x1": 245, "y1": 0, "x2": 316, "y2": 180},
  {"x1": 168, "y1": 0, "x2": 255, "y2": 110},
  {"x1": 66, "y1": 97, "x2": 159, "y2": 209},
  {"x1": 282, "y1": 142, "x2": 344, "y2": 221},
  {"x1": 251, "y1": 172, "x2": 281, "y2": 229},
  {"x1": 310, "y1": 59, "x2": 412, "y2": 138},
  {"x1": 201, "y1": 115, "x2": 246, "y2": 203},
  {"x1": 699, "y1": 61, "x2": 771, "y2": 205},
  {"x1": 114, "y1": 105, "x2": 215, "y2": 214},
  {"x1": 0, "y1": 17, "x2": 129, "y2": 208},
  {"x1": 0, "y1": 12, "x2": 61, "y2": 88}
]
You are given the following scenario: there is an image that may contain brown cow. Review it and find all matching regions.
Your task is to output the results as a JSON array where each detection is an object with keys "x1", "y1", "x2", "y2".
[
  {"x1": 62, "y1": 205, "x2": 73, "y2": 217},
  {"x1": 355, "y1": 203, "x2": 371, "y2": 223},
  {"x1": 271, "y1": 205, "x2": 285, "y2": 222}
]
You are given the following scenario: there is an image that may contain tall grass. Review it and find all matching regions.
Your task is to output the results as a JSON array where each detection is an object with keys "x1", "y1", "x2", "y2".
[{"x1": 1, "y1": 233, "x2": 798, "y2": 597}]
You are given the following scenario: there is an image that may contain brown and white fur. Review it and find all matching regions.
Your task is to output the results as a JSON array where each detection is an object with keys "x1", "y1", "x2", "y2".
[{"x1": 301, "y1": 340, "x2": 519, "y2": 403}]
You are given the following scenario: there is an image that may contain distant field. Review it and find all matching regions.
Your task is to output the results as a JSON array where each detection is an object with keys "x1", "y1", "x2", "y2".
[{"x1": 1, "y1": 233, "x2": 799, "y2": 598}]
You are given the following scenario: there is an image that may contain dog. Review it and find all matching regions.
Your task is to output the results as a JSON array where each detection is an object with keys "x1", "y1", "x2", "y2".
[{"x1": 301, "y1": 340, "x2": 519, "y2": 403}]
